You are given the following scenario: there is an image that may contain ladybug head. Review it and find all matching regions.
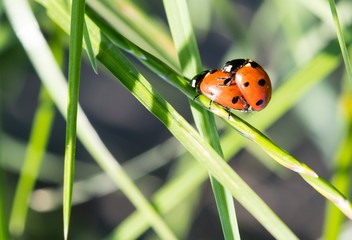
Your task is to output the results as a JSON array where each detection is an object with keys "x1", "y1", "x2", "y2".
[
  {"x1": 190, "y1": 70, "x2": 212, "y2": 89},
  {"x1": 221, "y1": 59, "x2": 248, "y2": 73}
]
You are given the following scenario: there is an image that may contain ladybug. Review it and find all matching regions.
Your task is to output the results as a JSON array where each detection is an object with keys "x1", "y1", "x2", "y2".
[
  {"x1": 191, "y1": 59, "x2": 271, "y2": 112},
  {"x1": 191, "y1": 69, "x2": 249, "y2": 110},
  {"x1": 221, "y1": 59, "x2": 272, "y2": 111}
]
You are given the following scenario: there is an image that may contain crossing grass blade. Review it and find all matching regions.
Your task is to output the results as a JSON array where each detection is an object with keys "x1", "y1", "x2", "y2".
[{"x1": 162, "y1": 0, "x2": 240, "y2": 239}]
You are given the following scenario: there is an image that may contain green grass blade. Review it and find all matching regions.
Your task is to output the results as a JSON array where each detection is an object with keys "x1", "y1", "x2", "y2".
[
  {"x1": 328, "y1": 0, "x2": 352, "y2": 83},
  {"x1": 63, "y1": 0, "x2": 85, "y2": 238},
  {"x1": 7, "y1": 24, "x2": 63, "y2": 238},
  {"x1": 8, "y1": 87, "x2": 55, "y2": 237},
  {"x1": 162, "y1": 0, "x2": 239, "y2": 239}
]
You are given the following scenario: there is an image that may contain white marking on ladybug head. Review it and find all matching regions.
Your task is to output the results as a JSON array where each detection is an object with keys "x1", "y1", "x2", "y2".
[
  {"x1": 223, "y1": 65, "x2": 233, "y2": 72},
  {"x1": 190, "y1": 79, "x2": 197, "y2": 88}
]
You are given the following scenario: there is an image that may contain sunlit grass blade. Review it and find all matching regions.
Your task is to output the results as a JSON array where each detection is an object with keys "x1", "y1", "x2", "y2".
[
  {"x1": 214, "y1": 103, "x2": 352, "y2": 220},
  {"x1": 8, "y1": 87, "x2": 55, "y2": 237},
  {"x1": 8, "y1": 24, "x2": 63, "y2": 238},
  {"x1": 63, "y1": 0, "x2": 85, "y2": 238},
  {"x1": 162, "y1": 0, "x2": 239, "y2": 239}
]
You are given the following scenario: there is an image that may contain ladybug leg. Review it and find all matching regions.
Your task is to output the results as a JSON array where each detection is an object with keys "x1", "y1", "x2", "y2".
[
  {"x1": 241, "y1": 97, "x2": 251, "y2": 112},
  {"x1": 216, "y1": 72, "x2": 236, "y2": 87},
  {"x1": 208, "y1": 100, "x2": 213, "y2": 109},
  {"x1": 193, "y1": 94, "x2": 200, "y2": 101},
  {"x1": 224, "y1": 107, "x2": 231, "y2": 119}
]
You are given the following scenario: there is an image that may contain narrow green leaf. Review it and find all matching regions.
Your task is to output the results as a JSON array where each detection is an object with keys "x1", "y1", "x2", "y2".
[
  {"x1": 162, "y1": 0, "x2": 240, "y2": 239},
  {"x1": 9, "y1": 87, "x2": 55, "y2": 237},
  {"x1": 63, "y1": 0, "x2": 85, "y2": 238},
  {"x1": 8, "y1": 25, "x2": 62, "y2": 239},
  {"x1": 328, "y1": 0, "x2": 352, "y2": 83}
]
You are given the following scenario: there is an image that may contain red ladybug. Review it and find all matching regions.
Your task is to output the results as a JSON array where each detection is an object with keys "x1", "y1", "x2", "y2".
[
  {"x1": 191, "y1": 69, "x2": 249, "y2": 110},
  {"x1": 221, "y1": 59, "x2": 272, "y2": 111},
  {"x1": 191, "y1": 59, "x2": 271, "y2": 112}
]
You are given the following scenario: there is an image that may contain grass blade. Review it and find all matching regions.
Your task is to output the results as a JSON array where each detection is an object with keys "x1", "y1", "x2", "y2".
[
  {"x1": 162, "y1": 0, "x2": 240, "y2": 239},
  {"x1": 328, "y1": 0, "x2": 352, "y2": 83},
  {"x1": 9, "y1": 87, "x2": 55, "y2": 237},
  {"x1": 63, "y1": 0, "x2": 85, "y2": 238}
]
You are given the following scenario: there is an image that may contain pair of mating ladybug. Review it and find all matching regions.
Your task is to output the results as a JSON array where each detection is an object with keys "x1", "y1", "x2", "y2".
[{"x1": 191, "y1": 59, "x2": 272, "y2": 112}]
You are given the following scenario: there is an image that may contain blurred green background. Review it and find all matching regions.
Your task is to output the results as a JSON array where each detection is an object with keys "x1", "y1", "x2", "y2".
[{"x1": 1, "y1": 0, "x2": 352, "y2": 239}]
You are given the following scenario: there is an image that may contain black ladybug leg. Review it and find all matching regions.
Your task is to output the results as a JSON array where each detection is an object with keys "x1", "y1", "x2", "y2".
[
  {"x1": 216, "y1": 72, "x2": 235, "y2": 87},
  {"x1": 208, "y1": 100, "x2": 213, "y2": 109},
  {"x1": 225, "y1": 107, "x2": 231, "y2": 119},
  {"x1": 193, "y1": 94, "x2": 200, "y2": 101}
]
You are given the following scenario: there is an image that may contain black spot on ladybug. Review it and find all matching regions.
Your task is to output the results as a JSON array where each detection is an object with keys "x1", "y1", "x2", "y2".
[
  {"x1": 232, "y1": 96, "x2": 239, "y2": 104},
  {"x1": 243, "y1": 82, "x2": 250, "y2": 87},
  {"x1": 250, "y1": 61, "x2": 259, "y2": 68},
  {"x1": 258, "y1": 79, "x2": 266, "y2": 86},
  {"x1": 256, "y1": 99, "x2": 264, "y2": 106}
]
